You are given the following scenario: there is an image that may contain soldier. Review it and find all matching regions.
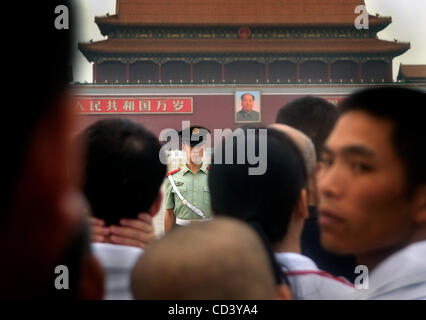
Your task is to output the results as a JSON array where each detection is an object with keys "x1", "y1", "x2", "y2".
[{"x1": 164, "y1": 126, "x2": 212, "y2": 232}]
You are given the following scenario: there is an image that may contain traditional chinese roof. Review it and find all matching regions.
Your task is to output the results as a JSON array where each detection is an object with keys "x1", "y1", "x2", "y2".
[
  {"x1": 96, "y1": 0, "x2": 390, "y2": 28},
  {"x1": 79, "y1": 38, "x2": 410, "y2": 61},
  {"x1": 397, "y1": 64, "x2": 426, "y2": 81}
]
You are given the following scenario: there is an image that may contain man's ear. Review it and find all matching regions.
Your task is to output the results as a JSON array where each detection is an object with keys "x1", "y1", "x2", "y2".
[
  {"x1": 275, "y1": 284, "x2": 293, "y2": 300},
  {"x1": 412, "y1": 185, "x2": 426, "y2": 224},
  {"x1": 148, "y1": 191, "x2": 163, "y2": 217},
  {"x1": 294, "y1": 189, "x2": 308, "y2": 220}
]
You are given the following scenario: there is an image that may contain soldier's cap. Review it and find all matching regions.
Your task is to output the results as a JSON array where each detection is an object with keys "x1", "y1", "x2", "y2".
[{"x1": 178, "y1": 126, "x2": 211, "y2": 147}]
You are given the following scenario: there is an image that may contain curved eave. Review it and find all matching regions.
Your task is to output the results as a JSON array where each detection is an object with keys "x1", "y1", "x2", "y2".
[
  {"x1": 370, "y1": 16, "x2": 392, "y2": 32},
  {"x1": 78, "y1": 39, "x2": 410, "y2": 63},
  {"x1": 95, "y1": 15, "x2": 392, "y2": 29}
]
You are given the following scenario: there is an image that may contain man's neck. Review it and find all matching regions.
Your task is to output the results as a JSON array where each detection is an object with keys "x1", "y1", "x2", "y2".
[
  {"x1": 356, "y1": 228, "x2": 426, "y2": 271},
  {"x1": 273, "y1": 218, "x2": 303, "y2": 254},
  {"x1": 186, "y1": 162, "x2": 202, "y2": 174},
  {"x1": 356, "y1": 244, "x2": 406, "y2": 271},
  {"x1": 273, "y1": 234, "x2": 301, "y2": 253}
]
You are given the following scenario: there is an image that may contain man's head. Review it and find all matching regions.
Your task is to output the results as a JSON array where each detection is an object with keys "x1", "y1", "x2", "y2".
[
  {"x1": 208, "y1": 128, "x2": 307, "y2": 246},
  {"x1": 1, "y1": 1, "x2": 104, "y2": 298},
  {"x1": 241, "y1": 93, "x2": 255, "y2": 113},
  {"x1": 269, "y1": 124, "x2": 317, "y2": 204},
  {"x1": 179, "y1": 126, "x2": 210, "y2": 165},
  {"x1": 275, "y1": 96, "x2": 338, "y2": 157},
  {"x1": 317, "y1": 87, "x2": 426, "y2": 265},
  {"x1": 3, "y1": 1, "x2": 75, "y2": 223},
  {"x1": 80, "y1": 119, "x2": 167, "y2": 226},
  {"x1": 131, "y1": 217, "x2": 289, "y2": 299}
]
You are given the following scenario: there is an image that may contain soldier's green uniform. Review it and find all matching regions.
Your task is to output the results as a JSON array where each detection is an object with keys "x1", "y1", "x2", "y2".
[
  {"x1": 164, "y1": 162, "x2": 211, "y2": 222},
  {"x1": 165, "y1": 125, "x2": 212, "y2": 226}
]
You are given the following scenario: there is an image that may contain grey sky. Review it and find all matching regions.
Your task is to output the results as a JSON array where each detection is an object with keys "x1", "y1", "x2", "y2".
[{"x1": 73, "y1": 0, "x2": 426, "y2": 83}]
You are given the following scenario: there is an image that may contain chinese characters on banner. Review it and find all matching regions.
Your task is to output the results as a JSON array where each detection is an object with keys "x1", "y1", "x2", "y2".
[{"x1": 73, "y1": 97, "x2": 193, "y2": 114}]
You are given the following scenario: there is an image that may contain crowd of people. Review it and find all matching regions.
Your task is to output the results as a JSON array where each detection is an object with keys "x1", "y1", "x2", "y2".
[{"x1": 2, "y1": 1, "x2": 426, "y2": 300}]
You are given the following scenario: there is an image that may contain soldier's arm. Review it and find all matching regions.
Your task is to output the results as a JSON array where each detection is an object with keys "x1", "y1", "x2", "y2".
[
  {"x1": 164, "y1": 176, "x2": 176, "y2": 233},
  {"x1": 164, "y1": 209, "x2": 176, "y2": 233}
]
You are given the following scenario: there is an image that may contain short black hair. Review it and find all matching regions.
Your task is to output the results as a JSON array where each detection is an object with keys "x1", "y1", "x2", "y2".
[
  {"x1": 80, "y1": 119, "x2": 167, "y2": 226},
  {"x1": 340, "y1": 87, "x2": 426, "y2": 195},
  {"x1": 241, "y1": 93, "x2": 255, "y2": 101},
  {"x1": 276, "y1": 96, "x2": 338, "y2": 157},
  {"x1": 208, "y1": 127, "x2": 306, "y2": 245}
]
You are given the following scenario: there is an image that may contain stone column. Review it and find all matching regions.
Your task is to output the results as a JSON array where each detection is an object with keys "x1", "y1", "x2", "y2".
[
  {"x1": 265, "y1": 62, "x2": 269, "y2": 82},
  {"x1": 357, "y1": 62, "x2": 363, "y2": 82},
  {"x1": 190, "y1": 62, "x2": 194, "y2": 82},
  {"x1": 158, "y1": 63, "x2": 162, "y2": 82},
  {"x1": 327, "y1": 62, "x2": 331, "y2": 82},
  {"x1": 296, "y1": 62, "x2": 301, "y2": 81},
  {"x1": 93, "y1": 63, "x2": 98, "y2": 83},
  {"x1": 126, "y1": 63, "x2": 130, "y2": 83}
]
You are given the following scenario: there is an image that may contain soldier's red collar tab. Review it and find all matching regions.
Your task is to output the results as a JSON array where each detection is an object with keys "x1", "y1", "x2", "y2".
[{"x1": 166, "y1": 168, "x2": 181, "y2": 177}]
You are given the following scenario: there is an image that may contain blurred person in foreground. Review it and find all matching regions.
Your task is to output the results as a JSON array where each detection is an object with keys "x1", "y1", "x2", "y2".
[
  {"x1": 208, "y1": 127, "x2": 355, "y2": 299},
  {"x1": 1, "y1": 0, "x2": 103, "y2": 298},
  {"x1": 286, "y1": 87, "x2": 426, "y2": 299},
  {"x1": 131, "y1": 217, "x2": 291, "y2": 300},
  {"x1": 275, "y1": 96, "x2": 357, "y2": 282},
  {"x1": 268, "y1": 124, "x2": 357, "y2": 298}
]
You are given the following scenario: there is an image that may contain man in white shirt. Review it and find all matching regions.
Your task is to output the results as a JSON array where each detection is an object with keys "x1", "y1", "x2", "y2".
[
  {"x1": 208, "y1": 127, "x2": 313, "y2": 296},
  {"x1": 312, "y1": 87, "x2": 426, "y2": 299},
  {"x1": 268, "y1": 124, "x2": 357, "y2": 299},
  {"x1": 274, "y1": 97, "x2": 358, "y2": 282},
  {"x1": 91, "y1": 242, "x2": 143, "y2": 300},
  {"x1": 78, "y1": 119, "x2": 167, "y2": 299}
]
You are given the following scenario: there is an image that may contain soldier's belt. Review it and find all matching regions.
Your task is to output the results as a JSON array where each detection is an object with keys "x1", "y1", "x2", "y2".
[
  {"x1": 168, "y1": 174, "x2": 207, "y2": 218},
  {"x1": 176, "y1": 217, "x2": 212, "y2": 226}
]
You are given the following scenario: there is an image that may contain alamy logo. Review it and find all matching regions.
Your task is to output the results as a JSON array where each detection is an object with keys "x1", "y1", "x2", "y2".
[
  {"x1": 354, "y1": 5, "x2": 369, "y2": 30},
  {"x1": 354, "y1": 265, "x2": 369, "y2": 290},
  {"x1": 54, "y1": 265, "x2": 69, "y2": 290},
  {"x1": 54, "y1": 5, "x2": 69, "y2": 30},
  {"x1": 159, "y1": 121, "x2": 268, "y2": 176}
]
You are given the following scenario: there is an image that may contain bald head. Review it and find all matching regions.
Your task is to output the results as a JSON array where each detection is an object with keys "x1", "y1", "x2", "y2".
[
  {"x1": 131, "y1": 217, "x2": 277, "y2": 300},
  {"x1": 269, "y1": 124, "x2": 316, "y2": 179},
  {"x1": 269, "y1": 124, "x2": 317, "y2": 206}
]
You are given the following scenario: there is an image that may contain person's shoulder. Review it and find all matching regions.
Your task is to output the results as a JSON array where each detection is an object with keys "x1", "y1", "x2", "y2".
[
  {"x1": 250, "y1": 110, "x2": 260, "y2": 120},
  {"x1": 167, "y1": 167, "x2": 181, "y2": 177},
  {"x1": 236, "y1": 110, "x2": 244, "y2": 119}
]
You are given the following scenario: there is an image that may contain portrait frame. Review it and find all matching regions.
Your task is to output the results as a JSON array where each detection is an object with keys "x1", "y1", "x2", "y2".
[{"x1": 234, "y1": 90, "x2": 262, "y2": 123}]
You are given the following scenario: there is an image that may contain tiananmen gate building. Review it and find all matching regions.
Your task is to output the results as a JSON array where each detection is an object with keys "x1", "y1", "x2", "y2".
[{"x1": 73, "y1": 0, "x2": 425, "y2": 137}]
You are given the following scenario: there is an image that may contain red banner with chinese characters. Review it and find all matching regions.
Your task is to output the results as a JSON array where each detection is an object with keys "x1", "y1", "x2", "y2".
[{"x1": 73, "y1": 96, "x2": 193, "y2": 114}]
